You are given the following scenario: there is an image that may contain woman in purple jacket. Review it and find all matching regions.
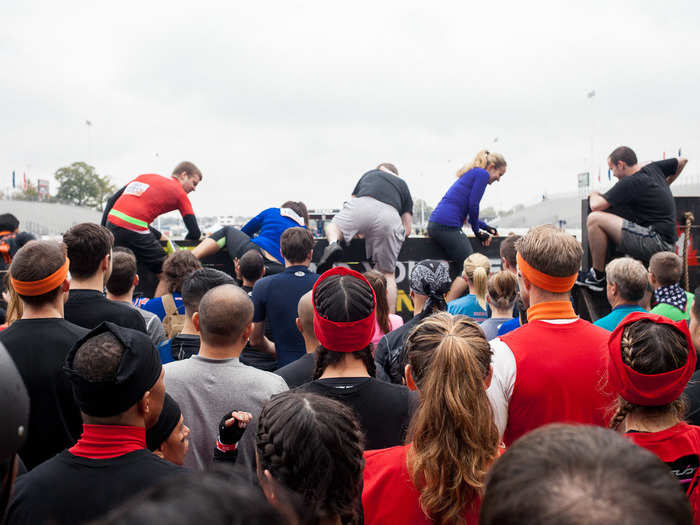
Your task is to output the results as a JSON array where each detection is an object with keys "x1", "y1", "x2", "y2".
[{"x1": 428, "y1": 150, "x2": 506, "y2": 274}]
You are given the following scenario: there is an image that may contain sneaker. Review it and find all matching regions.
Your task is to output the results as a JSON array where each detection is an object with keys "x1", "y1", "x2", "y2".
[
  {"x1": 316, "y1": 242, "x2": 343, "y2": 274},
  {"x1": 576, "y1": 268, "x2": 605, "y2": 292}
]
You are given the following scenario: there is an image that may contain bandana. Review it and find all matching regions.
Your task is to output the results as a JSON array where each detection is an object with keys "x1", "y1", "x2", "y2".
[
  {"x1": 410, "y1": 260, "x2": 451, "y2": 313},
  {"x1": 312, "y1": 267, "x2": 376, "y2": 352},
  {"x1": 146, "y1": 393, "x2": 181, "y2": 451},
  {"x1": 653, "y1": 284, "x2": 688, "y2": 312},
  {"x1": 64, "y1": 322, "x2": 163, "y2": 417},
  {"x1": 11, "y1": 258, "x2": 69, "y2": 296},
  {"x1": 516, "y1": 252, "x2": 577, "y2": 293},
  {"x1": 607, "y1": 311, "x2": 696, "y2": 406}
]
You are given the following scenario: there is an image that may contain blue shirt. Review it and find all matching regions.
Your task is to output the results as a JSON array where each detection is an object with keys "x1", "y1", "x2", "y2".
[
  {"x1": 242, "y1": 207, "x2": 306, "y2": 263},
  {"x1": 497, "y1": 316, "x2": 521, "y2": 336},
  {"x1": 429, "y1": 168, "x2": 490, "y2": 234},
  {"x1": 252, "y1": 265, "x2": 319, "y2": 367},
  {"x1": 447, "y1": 294, "x2": 489, "y2": 322},
  {"x1": 141, "y1": 293, "x2": 185, "y2": 321},
  {"x1": 594, "y1": 305, "x2": 647, "y2": 332}
]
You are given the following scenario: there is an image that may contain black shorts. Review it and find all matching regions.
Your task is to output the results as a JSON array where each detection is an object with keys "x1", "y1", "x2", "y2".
[
  {"x1": 107, "y1": 224, "x2": 166, "y2": 274},
  {"x1": 618, "y1": 220, "x2": 674, "y2": 264},
  {"x1": 210, "y1": 226, "x2": 285, "y2": 276}
]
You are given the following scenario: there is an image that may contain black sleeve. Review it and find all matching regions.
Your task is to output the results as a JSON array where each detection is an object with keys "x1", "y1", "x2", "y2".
[
  {"x1": 651, "y1": 159, "x2": 679, "y2": 177},
  {"x1": 149, "y1": 225, "x2": 162, "y2": 240},
  {"x1": 603, "y1": 177, "x2": 636, "y2": 207},
  {"x1": 101, "y1": 186, "x2": 126, "y2": 226},
  {"x1": 401, "y1": 180, "x2": 413, "y2": 216},
  {"x1": 213, "y1": 447, "x2": 238, "y2": 464},
  {"x1": 352, "y1": 173, "x2": 365, "y2": 196},
  {"x1": 183, "y1": 214, "x2": 201, "y2": 240},
  {"x1": 15, "y1": 232, "x2": 36, "y2": 249},
  {"x1": 374, "y1": 337, "x2": 391, "y2": 383}
]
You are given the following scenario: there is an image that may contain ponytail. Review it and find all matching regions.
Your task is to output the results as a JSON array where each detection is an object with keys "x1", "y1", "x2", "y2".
[
  {"x1": 405, "y1": 313, "x2": 499, "y2": 524},
  {"x1": 463, "y1": 253, "x2": 491, "y2": 310},
  {"x1": 457, "y1": 149, "x2": 506, "y2": 177}
]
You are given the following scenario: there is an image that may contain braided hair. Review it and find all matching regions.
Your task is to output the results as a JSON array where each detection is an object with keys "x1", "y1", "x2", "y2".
[
  {"x1": 256, "y1": 391, "x2": 365, "y2": 525},
  {"x1": 609, "y1": 319, "x2": 689, "y2": 430},
  {"x1": 312, "y1": 273, "x2": 376, "y2": 379}
]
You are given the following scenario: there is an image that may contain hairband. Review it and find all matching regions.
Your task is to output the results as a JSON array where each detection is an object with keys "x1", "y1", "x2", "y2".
[
  {"x1": 516, "y1": 252, "x2": 577, "y2": 293},
  {"x1": 11, "y1": 258, "x2": 70, "y2": 296},
  {"x1": 312, "y1": 267, "x2": 377, "y2": 353},
  {"x1": 607, "y1": 311, "x2": 696, "y2": 406}
]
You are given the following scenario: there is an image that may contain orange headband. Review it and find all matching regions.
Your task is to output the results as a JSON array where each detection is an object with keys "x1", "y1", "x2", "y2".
[
  {"x1": 11, "y1": 258, "x2": 70, "y2": 296},
  {"x1": 516, "y1": 252, "x2": 577, "y2": 293}
]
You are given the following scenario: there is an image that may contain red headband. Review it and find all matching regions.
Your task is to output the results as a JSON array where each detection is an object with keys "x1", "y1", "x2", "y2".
[
  {"x1": 11, "y1": 258, "x2": 70, "y2": 296},
  {"x1": 516, "y1": 252, "x2": 577, "y2": 293},
  {"x1": 607, "y1": 311, "x2": 696, "y2": 406},
  {"x1": 312, "y1": 267, "x2": 377, "y2": 353}
]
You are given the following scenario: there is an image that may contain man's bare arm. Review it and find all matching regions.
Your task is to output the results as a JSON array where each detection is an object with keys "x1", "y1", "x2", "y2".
[
  {"x1": 401, "y1": 212, "x2": 412, "y2": 238},
  {"x1": 250, "y1": 322, "x2": 276, "y2": 355},
  {"x1": 589, "y1": 191, "x2": 611, "y2": 212},
  {"x1": 667, "y1": 158, "x2": 688, "y2": 185}
]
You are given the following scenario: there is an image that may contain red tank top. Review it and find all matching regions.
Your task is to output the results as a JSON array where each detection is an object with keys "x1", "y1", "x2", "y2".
[{"x1": 501, "y1": 319, "x2": 613, "y2": 446}]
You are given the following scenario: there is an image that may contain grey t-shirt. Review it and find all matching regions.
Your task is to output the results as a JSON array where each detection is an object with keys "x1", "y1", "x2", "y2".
[
  {"x1": 480, "y1": 317, "x2": 512, "y2": 341},
  {"x1": 164, "y1": 355, "x2": 288, "y2": 471}
]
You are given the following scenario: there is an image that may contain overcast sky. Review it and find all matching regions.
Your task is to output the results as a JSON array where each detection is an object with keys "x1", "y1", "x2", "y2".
[{"x1": 2, "y1": 1, "x2": 699, "y2": 216}]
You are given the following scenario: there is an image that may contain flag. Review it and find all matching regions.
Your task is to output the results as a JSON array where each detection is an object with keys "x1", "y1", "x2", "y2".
[
  {"x1": 597, "y1": 166, "x2": 601, "y2": 183},
  {"x1": 679, "y1": 148, "x2": 682, "y2": 157},
  {"x1": 608, "y1": 168, "x2": 611, "y2": 181},
  {"x1": 12, "y1": 170, "x2": 15, "y2": 188},
  {"x1": 23, "y1": 172, "x2": 26, "y2": 190}
]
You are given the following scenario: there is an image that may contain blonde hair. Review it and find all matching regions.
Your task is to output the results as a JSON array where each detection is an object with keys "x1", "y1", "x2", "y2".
[
  {"x1": 457, "y1": 150, "x2": 506, "y2": 177},
  {"x1": 517, "y1": 225, "x2": 582, "y2": 278},
  {"x1": 3, "y1": 276, "x2": 22, "y2": 327},
  {"x1": 463, "y1": 253, "x2": 490, "y2": 310},
  {"x1": 605, "y1": 257, "x2": 649, "y2": 302},
  {"x1": 405, "y1": 312, "x2": 499, "y2": 525},
  {"x1": 487, "y1": 271, "x2": 518, "y2": 310}
]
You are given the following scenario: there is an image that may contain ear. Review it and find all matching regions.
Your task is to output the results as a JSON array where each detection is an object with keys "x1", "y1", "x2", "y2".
[
  {"x1": 153, "y1": 449, "x2": 165, "y2": 459},
  {"x1": 486, "y1": 294, "x2": 492, "y2": 306},
  {"x1": 241, "y1": 322, "x2": 253, "y2": 343},
  {"x1": 484, "y1": 365, "x2": 493, "y2": 389},
  {"x1": 138, "y1": 389, "x2": 152, "y2": 418},
  {"x1": 405, "y1": 365, "x2": 418, "y2": 391},
  {"x1": 521, "y1": 274, "x2": 532, "y2": 293},
  {"x1": 61, "y1": 279, "x2": 70, "y2": 293},
  {"x1": 192, "y1": 311, "x2": 201, "y2": 332},
  {"x1": 295, "y1": 317, "x2": 303, "y2": 335},
  {"x1": 133, "y1": 274, "x2": 140, "y2": 288},
  {"x1": 234, "y1": 259, "x2": 241, "y2": 280},
  {"x1": 102, "y1": 253, "x2": 111, "y2": 271},
  {"x1": 261, "y1": 267, "x2": 266, "y2": 277}
]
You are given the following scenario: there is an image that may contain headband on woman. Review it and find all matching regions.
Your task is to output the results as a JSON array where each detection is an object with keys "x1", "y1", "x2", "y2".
[
  {"x1": 607, "y1": 311, "x2": 696, "y2": 406},
  {"x1": 312, "y1": 267, "x2": 377, "y2": 353},
  {"x1": 516, "y1": 252, "x2": 577, "y2": 293},
  {"x1": 11, "y1": 258, "x2": 70, "y2": 296}
]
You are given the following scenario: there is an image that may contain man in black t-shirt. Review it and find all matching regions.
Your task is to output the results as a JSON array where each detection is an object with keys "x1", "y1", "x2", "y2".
[
  {"x1": 578, "y1": 146, "x2": 688, "y2": 291},
  {"x1": 318, "y1": 162, "x2": 413, "y2": 312},
  {"x1": 274, "y1": 290, "x2": 319, "y2": 387},
  {"x1": 63, "y1": 223, "x2": 147, "y2": 332}
]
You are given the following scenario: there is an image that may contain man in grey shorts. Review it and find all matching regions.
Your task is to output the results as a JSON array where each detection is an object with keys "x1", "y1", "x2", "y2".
[
  {"x1": 317, "y1": 162, "x2": 413, "y2": 310},
  {"x1": 578, "y1": 145, "x2": 688, "y2": 292}
]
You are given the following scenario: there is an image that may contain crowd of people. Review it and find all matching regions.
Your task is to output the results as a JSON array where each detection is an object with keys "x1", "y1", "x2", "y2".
[{"x1": 0, "y1": 144, "x2": 698, "y2": 525}]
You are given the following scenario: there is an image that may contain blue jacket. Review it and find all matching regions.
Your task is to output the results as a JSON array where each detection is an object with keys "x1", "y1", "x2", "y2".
[
  {"x1": 242, "y1": 207, "x2": 306, "y2": 263},
  {"x1": 429, "y1": 168, "x2": 490, "y2": 234}
]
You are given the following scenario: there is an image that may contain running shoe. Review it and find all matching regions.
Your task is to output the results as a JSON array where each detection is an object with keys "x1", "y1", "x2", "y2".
[
  {"x1": 576, "y1": 268, "x2": 605, "y2": 292},
  {"x1": 316, "y1": 242, "x2": 343, "y2": 274}
]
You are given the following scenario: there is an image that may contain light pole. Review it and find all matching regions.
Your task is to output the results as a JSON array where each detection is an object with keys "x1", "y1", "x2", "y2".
[{"x1": 86, "y1": 120, "x2": 92, "y2": 164}]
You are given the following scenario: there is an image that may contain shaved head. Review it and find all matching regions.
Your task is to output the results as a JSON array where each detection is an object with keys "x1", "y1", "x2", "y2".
[
  {"x1": 297, "y1": 291, "x2": 314, "y2": 336},
  {"x1": 198, "y1": 284, "x2": 253, "y2": 346}
]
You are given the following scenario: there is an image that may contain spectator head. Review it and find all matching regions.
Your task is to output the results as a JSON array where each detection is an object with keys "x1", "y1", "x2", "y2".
[
  {"x1": 457, "y1": 150, "x2": 506, "y2": 178},
  {"x1": 295, "y1": 290, "x2": 317, "y2": 348},
  {"x1": 608, "y1": 313, "x2": 694, "y2": 432},
  {"x1": 171, "y1": 161, "x2": 202, "y2": 194},
  {"x1": 486, "y1": 271, "x2": 518, "y2": 312},
  {"x1": 516, "y1": 225, "x2": 581, "y2": 304},
  {"x1": 376, "y1": 162, "x2": 399, "y2": 176},
  {"x1": 63, "y1": 223, "x2": 114, "y2": 281},
  {"x1": 280, "y1": 201, "x2": 310, "y2": 227},
  {"x1": 311, "y1": 268, "x2": 376, "y2": 379},
  {"x1": 146, "y1": 393, "x2": 189, "y2": 466},
  {"x1": 9, "y1": 240, "x2": 70, "y2": 308},
  {"x1": 280, "y1": 227, "x2": 314, "y2": 265},
  {"x1": 95, "y1": 471, "x2": 288, "y2": 525},
  {"x1": 195, "y1": 284, "x2": 253, "y2": 349},
  {"x1": 363, "y1": 270, "x2": 391, "y2": 336},
  {"x1": 106, "y1": 248, "x2": 138, "y2": 298},
  {"x1": 64, "y1": 323, "x2": 165, "y2": 428},
  {"x1": 256, "y1": 391, "x2": 364, "y2": 524},
  {"x1": 409, "y1": 259, "x2": 451, "y2": 314},
  {"x1": 649, "y1": 251, "x2": 683, "y2": 288},
  {"x1": 402, "y1": 312, "x2": 498, "y2": 524},
  {"x1": 236, "y1": 249, "x2": 265, "y2": 285},
  {"x1": 608, "y1": 146, "x2": 638, "y2": 179},
  {"x1": 481, "y1": 424, "x2": 693, "y2": 525},
  {"x1": 0, "y1": 343, "x2": 30, "y2": 518},
  {"x1": 605, "y1": 257, "x2": 648, "y2": 307},
  {"x1": 0, "y1": 213, "x2": 19, "y2": 233},
  {"x1": 499, "y1": 234, "x2": 521, "y2": 273},
  {"x1": 162, "y1": 250, "x2": 202, "y2": 294},
  {"x1": 181, "y1": 268, "x2": 235, "y2": 319},
  {"x1": 462, "y1": 253, "x2": 491, "y2": 310}
]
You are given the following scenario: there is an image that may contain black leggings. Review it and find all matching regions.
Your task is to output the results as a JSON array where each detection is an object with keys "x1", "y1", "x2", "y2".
[
  {"x1": 427, "y1": 221, "x2": 473, "y2": 276},
  {"x1": 209, "y1": 226, "x2": 284, "y2": 276}
]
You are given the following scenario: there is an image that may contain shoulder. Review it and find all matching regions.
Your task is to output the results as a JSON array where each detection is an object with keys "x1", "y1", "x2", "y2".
[
  {"x1": 238, "y1": 363, "x2": 289, "y2": 391},
  {"x1": 364, "y1": 444, "x2": 409, "y2": 470}
]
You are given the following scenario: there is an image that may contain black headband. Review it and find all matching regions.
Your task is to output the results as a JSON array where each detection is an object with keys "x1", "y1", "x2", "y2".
[
  {"x1": 146, "y1": 393, "x2": 181, "y2": 451},
  {"x1": 64, "y1": 322, "x2": 162, "y2": 418}
]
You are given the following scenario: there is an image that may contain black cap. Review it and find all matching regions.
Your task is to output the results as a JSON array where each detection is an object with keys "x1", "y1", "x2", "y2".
[{"x1": 0, "y1": 342, "x2": 29, "y2": 461}]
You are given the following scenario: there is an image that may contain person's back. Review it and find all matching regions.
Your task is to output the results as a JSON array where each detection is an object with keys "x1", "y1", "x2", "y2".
[
  {"x1": 164, "y1": 284, "x2": 287, "y2": 471},
  {"x1": 353, "y1": 169, "x2": 412, "y2": 214}
]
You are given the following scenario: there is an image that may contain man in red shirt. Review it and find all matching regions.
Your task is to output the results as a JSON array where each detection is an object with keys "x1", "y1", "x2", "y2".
[
  {"x1": 487, "y1": 225, "x2": 612, "y2": 446},
  {"x1": 101, "y1": 162, "x2": 202, "y2": 289}
]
